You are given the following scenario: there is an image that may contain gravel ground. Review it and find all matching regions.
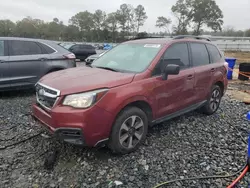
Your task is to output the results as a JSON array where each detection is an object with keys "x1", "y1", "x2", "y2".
[{"x1": 0, "y1": 84, "x2": 250, "y2": 188}]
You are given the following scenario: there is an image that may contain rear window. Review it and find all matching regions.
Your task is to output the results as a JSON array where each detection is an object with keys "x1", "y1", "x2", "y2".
[
  {"x1": 206, "y1": 44, "x2": 222, "y2": 63},
  {"x1": 87, "y1": 45, "x2": 95, "y2": 49},
  {"x1": 80, "y1": 45, "x2": 94, "y2": 49},
  {"x1": 190, "y1": 43, "x2": 210, "y2": 66},
  {"x1": 61, "y1": 43, "x2": 75, "y2": 50},
  {"x1": 10, "y1": 40, "x2": 43, "y2": 56},
  {"x1": 0, "y1": 40, "x2": 4, "y2": 56},
  {"x1": 39, "y1": 43, "x2": 56, "y2": 54}
]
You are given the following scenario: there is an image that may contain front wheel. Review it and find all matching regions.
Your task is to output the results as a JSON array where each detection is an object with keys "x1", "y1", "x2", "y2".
[
  {"x1": 200, "y1": 85, "x2": 222, "y2": 115},
  {"x1": 108, "y1": 107, "x2": 148, "y2": 154}
]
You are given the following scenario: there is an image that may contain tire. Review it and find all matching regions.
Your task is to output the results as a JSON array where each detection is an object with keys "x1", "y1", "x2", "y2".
[
  {"x1": 200, "y1": 85, "x2": 222, "y2": 115},
  {"x1": 108, "y1": 107, "x2": 148, "y2": 154}
]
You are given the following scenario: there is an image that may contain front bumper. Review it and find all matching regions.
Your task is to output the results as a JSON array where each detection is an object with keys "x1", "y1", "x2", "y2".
[{"x1": 32, "y1": 103, "x2": 114, "y2": 147}]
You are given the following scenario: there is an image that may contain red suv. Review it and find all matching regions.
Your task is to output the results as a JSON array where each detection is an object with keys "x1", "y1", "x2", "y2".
[{"x1": 32, "y1": 36, "x2": 228, "y2": 154}]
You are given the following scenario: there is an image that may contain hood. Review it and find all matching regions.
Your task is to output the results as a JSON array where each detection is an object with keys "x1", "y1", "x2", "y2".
[{"x1": 39, "y1": 67, "x2": 135, "y2": 95}]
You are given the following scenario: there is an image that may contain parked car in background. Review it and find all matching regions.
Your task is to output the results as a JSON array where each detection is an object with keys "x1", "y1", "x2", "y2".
[
  {"x1": 85, "y1": 51, "x2": 107, "y2": 65},
  {"x1": 0, "y1": 37, "x2": 76, "y2": 91},
  {"x1": 33, "y1": 35, "x2": 228, "y2": 154},
  {"x1": 61, "y1": 43, "x2": 96, "y2": 61}
]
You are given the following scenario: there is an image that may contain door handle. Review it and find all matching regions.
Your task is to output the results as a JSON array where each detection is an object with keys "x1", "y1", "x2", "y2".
[
  {"x1": 210, "y1": 68, "x2": 215, "y2": 72},
  {"x1": 0, "y1": 60, "x2": 5, "y2": 63},
  {"x1": 187, "y1": 75, "x2": 194, "y2": 80}
]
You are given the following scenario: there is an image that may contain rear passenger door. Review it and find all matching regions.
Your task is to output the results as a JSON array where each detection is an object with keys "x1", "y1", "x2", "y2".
[
  {"x1": 189, "y1": 42, "x2": 214, "y2": 102},
  {"x1": 8, "y1": 40, "x2": 49, "y2": 87},
  {"x1": 0, "y1": 40, "x2": 10, "y2": 89}
]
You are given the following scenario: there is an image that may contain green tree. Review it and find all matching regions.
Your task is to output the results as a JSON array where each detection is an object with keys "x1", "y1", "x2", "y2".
[
  {"x1": 69, "y1": 11, "x2": 94, "y2": 32},
  {"x1": 116, "y1": 4, "x2": 135, "y2": 36},
  {"x1": 245, "y1": 29, "x2": 250, "y2": 37},
  {"x1": 191, "y1": 0, "x2": 223, "y2": 35},
  {"x1": 45, "y1": 19, "x2": 65, "y2": 40},
  {"x1": 134, "y1": 5, "x2": 148, "y2": 33},
  {"x1": 126, "y1": 4, "x2": 136, "y2": 34},
  {"x1": 155, "y1": 16, "x2": 172, "y2": 34},
  {"x1": 62, "y1": 25, "x2": 80, "y2": 41},
  {"x1": 171, "y1": 0, "x2": 193, "y2": 35},
  {"x1": 53, "y1": 18, "x2": 59, "y2": 23},
  {"x1": 93, "y1": 10, "x2": 107, "y2": 41},
  {"x1": 106, "y1": 12, "x2": 119, "y2": 42},
  {"x1": 0, "y1": 20, "x2": 16, "y2": 36},
  {"x1": 69, "y1": 11, "x2": 94, "y2": 41},
  {"x1": 15, "y1": 17, "x2": 40, "y2": 38},
  {"x1": 135, "y1": 32, "x2": 148, "y2": 39}
]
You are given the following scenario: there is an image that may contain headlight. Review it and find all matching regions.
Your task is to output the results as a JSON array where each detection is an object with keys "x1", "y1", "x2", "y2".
[{"x1": 62, "y1": 88, "x2": 109, "y2": 108}]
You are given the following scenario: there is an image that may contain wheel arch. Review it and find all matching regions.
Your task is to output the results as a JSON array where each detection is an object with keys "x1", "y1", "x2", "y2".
[
  {"x1": 113, "y1": 96, "x2": 154, "y2": 126},
  {"x1": 214, "y1": 80, "x2": 224, "y2": 94}
]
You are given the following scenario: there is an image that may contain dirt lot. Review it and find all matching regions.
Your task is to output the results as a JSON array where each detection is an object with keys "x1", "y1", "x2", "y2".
[{"x1": 224, "y1": 51, "x2": 250, "y2": 64}]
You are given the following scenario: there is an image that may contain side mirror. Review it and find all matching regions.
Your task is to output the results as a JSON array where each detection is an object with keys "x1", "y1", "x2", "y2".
[{"x1": 162, "y1": 64, "x2": 180, "y2": 80}]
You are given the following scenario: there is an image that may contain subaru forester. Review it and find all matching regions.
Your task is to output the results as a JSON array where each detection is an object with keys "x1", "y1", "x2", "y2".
[{"x1": 32, "y1": 36, "x2": 228, "y2": 154}]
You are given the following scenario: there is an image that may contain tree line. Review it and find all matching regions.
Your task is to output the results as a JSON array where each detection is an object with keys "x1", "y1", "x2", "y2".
[{"x1": 0, "y1": 0, "x2": 249, "y2": 43}]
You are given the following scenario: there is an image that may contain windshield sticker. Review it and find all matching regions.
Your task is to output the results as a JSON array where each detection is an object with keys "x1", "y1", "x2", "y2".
[{"x1": 144, "y1": 44, "x2": 161, "y2": 48}]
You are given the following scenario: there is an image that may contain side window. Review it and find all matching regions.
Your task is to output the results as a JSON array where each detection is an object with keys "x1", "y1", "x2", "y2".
[
  {"x1": 152, "y1": 43, "x2": 190, "y2": 76},
  {"x1": 10, "y1": 41, "x2": 43, "y2": 56},
  {"x1": 0, "y1": 40, "x2": 4, "y2": 56},
  {"x1": 38, "y1": 43, "x2": 56, "y2": 54},
  {"x1": 206, "y1": 44, "x2": 222, "y2": 63},
  {"x1": 190, "y1": 43, "x2": 210, "y2": 66}
]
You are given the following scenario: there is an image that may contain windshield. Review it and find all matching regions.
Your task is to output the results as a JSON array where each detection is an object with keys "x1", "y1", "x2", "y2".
[
  {"x1": 92, "y1": 43, "x2": 162, "y2": 73},
  {"x1": 63, "y1": 44, "x2": 75, "y2": 49}
]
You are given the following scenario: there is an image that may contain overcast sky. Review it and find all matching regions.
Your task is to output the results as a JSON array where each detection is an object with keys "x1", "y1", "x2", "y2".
[{"x1": 0, "y1": 0, "x2": 249, "y2": 32}]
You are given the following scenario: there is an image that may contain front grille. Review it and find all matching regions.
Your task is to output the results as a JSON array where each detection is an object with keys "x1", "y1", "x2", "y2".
[{"x1": 36, "y1": 83, "x2": 60, "y2": 109}]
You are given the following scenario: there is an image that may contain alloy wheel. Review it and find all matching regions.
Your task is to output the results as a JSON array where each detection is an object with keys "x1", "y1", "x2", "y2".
[
  {"x1": 210, "y1": 89, "x2": 221, "y2": 112},
  {"x1": 119, "y1": 115, "x2": 144, "y2": 149}
]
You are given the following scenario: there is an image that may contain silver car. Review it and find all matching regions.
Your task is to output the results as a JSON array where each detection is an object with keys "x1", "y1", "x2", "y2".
[
  {"x1": 0, "y1": 37, "x2": 76, "y2": 91},
  {"x1": 85, "y1": 51, "x2": 107, "y2": 65}
]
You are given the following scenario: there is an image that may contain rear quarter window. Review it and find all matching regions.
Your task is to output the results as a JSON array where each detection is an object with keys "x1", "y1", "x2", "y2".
[
  {"x1": 38, "y1": 42, "x2": 56, "y2": 54},
  {"x1": 190, "y1": 43, "x2": 210, "y2": 67},
  {"x1": 206, "y1": 44, "x2": 222, "y2": 63},
  {"x1": 71, "y1": 45, "x2": 79, "y2": 50}
]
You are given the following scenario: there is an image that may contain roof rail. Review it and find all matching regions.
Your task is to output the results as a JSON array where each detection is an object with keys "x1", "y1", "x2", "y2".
[
  {"x1": 133, "y1": 36, "x2": 166, "y2": 40},
  {"x1": 173, "y1": 35, "x2": 211, "y2": 41}
]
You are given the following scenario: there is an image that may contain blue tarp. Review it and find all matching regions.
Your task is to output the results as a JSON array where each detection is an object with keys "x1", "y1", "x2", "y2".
[{"x1": 103, "y1": 43, "x2": 112, "y2": 50}]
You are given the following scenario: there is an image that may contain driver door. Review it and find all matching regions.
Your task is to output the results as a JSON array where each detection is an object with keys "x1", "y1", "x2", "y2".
[{"x1": 151, "y1": 42, "x2": 196, "y2": 119}]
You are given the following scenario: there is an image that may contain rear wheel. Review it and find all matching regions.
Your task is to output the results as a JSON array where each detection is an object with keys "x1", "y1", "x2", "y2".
[
  {"x1": 200, "y1": 85, "x2": 222, "y2": 115},
  {"x1": 108, "y1": 107, "x2": 148, "y2": 154}
]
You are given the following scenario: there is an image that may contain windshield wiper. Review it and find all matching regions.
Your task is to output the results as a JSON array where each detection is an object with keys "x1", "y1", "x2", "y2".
[{"x1": 95, "y1": 66, "x2": 119, "y2": 72}]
